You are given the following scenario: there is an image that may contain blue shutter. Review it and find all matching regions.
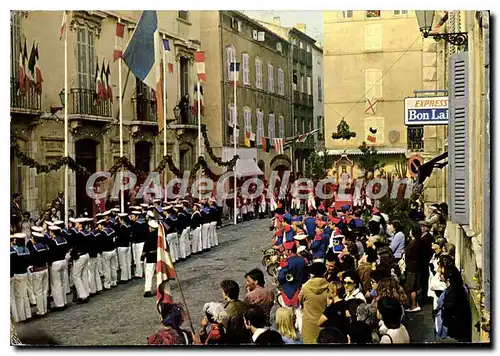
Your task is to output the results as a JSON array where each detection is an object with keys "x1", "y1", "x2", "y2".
[{"x1": 448, "y1": 51, "x2": 469, "y2": 225}]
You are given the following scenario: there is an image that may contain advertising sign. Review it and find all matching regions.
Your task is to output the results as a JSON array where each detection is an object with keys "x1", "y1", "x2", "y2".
[{"x1": 404, "y1": 97, "x2": 449, "y2": 125}]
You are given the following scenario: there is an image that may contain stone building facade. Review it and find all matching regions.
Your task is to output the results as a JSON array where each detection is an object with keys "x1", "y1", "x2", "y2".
[
  {"x1": 10, "y1": 10, "x2": 201, "y2": 217},
  {"x1": 199, "y1": 11, "x2": 292, "y2": 178}
]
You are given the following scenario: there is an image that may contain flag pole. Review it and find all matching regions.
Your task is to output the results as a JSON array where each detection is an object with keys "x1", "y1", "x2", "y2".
[
  {"x1": 197, "y1": 79, "x2": 202, "y2": 202},
  {"x1": 233, "y1": 51, "x2": 237, "y2": 226},
  {"x1": 118, "y1": 17, "x2": 124, "y2": 213},
  {"x1": 63, "y1": 10, "x2": 68, "y2": 225},
  {"x1": 163, "y1": 34, "x2": 168, "y2": 203}
]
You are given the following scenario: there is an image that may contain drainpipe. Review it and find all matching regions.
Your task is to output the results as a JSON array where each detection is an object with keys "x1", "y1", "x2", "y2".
[
  {"x1": 482, "y1": 10, "x2": 490, "y2": 313},
  {"x1": 220, "y1": 11, "x2": 226, "y2": 158}
]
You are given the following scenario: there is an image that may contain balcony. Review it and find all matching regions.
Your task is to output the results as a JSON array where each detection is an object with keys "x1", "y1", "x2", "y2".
[
  {"x1": 299, "y1": 49, "x2": 306, "y2": 64},
  {"x1": 407, "y1": 126, "x2": 424, "y2": 152},
  {"x1": 10, "y1": 77, "x2": 41, "y2": 113},
  {"x1": 300, "y1": 93, "x2": 308, "y2": 107},
  {"x1": 306, "y1": 52, "x2": 313, "y2": 68},
  {"x1": 292, "y1": 45, "x2": 299, "y2": 61},
  {"x1": 70, "y1": 88, "x2": 112, "y2": 118},
  {"x1": 132, "y1": 96, "x2": 157, "y2": 122}
]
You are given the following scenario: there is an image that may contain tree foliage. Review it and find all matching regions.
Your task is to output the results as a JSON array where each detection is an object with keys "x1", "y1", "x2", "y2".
[
  {"x1": 358, "y1": 141, "x2": 385, "y2": 178},
  {"x1": 304, "y1": 149, "x2": 333, "y2": 181}
]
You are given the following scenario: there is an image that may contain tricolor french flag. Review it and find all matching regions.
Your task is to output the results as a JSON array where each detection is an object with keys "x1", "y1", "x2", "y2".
[
  {"x1": 122, "y1": 11, "x2": 165, "y2": 132},
  {"x1": 195, "y1": 51, "x2": 206, "y2": 83}
]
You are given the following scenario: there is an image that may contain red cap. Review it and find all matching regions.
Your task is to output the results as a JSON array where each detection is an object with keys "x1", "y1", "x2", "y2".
[
  {"x1": 283, "y1": 241, "x2": 295, "y2": 250},
  {"x1": 372, "y1": 207, "x2": 380, "y2": 214}
]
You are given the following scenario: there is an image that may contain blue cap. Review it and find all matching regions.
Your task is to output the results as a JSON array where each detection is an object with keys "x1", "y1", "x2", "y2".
[
  {"x1": 283, "y1": 213, "x2": 292, "y2": 223},
  {"x1": 341, "y1": 205, "x2": 351, "y2": 211},
  {"x1": 291, "y1": 216, "x2": 302, "y2": 223},
  {"x1": 322, "y1": 216, "x2": 328, "y2": 222},
  {"x1": 334, "y1": 244, "x2": 344, "y2": 253}
]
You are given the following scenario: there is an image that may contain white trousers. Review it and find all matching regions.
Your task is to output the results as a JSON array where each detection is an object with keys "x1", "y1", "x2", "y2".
[
  {"x1": 117, "y1": 246, "x2": 132, "y2": 281},
  {"x1": 97, "y1": 253, "x2": 104, "y2": 277},
  {"x1": 73, "y1": 253, "x2": 90, "y2": 300},
  {"x1": 202, "y1": 223, "x2": 211, "y2": 250},
  {"x1": 13, "y1": 273, "x2": 31, "y2": 321},
  {"x1": 144, "y1": 258, "x2": 156, "y2": 293},
  {"x1": 294, "y1": 305, "x2": 303, "y2": 334},
  {"x1": 167, "y1": 233, "x2": 179, "y2": 263},
  {"x1": 27, "y1": 271, "x2": 36, "y2": 305},
  {"x1": 209, "y1": 221, "x2": 218, "y2": 247},
  {"x1": 32, "y1": 269, "x2": 49, "y2": 315},
  {"x1": 88, "y1": 257, "x2": 103, "y2": 294},
  {"x1": 102, "y1": 250, "x2": 118, "y2": 288},
  {"x1": 259, "y1": 202, "x2": 267, "y2": 213},
  {"x1": 50, "y1": 260, "x2": 68, "y2": 308},
  {"x1": 132, "y1": 242, "x2": 145, "y2": 277},
  {"x1": 10, "y1": 277, "x2": 19, "y2": 323},
  {"x1": 178, "y1": 228, "x2": 190, "y2": 259},
  {"x1": 184, "y1": 227, "x2": 192, "y2": 257},
  {"x1": 64, "y1": 259, "x2": 71, "y2": 294},
  {"x1": 190, "y1": 227, "x2": 202, "y2": 253}
]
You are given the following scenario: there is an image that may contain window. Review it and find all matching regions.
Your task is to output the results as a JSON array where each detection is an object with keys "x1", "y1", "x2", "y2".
[
  {"x1": 277, "y1": 68, "x2": 284, "y2": 96},
  {"x1": 180, "y1": 57, "x2": 189, "y2": 97},
  {"x1": 317, "y1": 116, "x2": 324, "y2": 140},
  {"x1": 300, "y1": 74, "x2": 304, "y2": 93},
  {"x1": 318, "y1": 77, "x2": 322, "y2": 102},
  {"x1": 293, "y1": 117, "x2": 298, "y2": 136},
  {"x1": 76, "y1": 25, "x2": 96, "y2": 89},
  {"x1": 364, "y1": 117, "x2": 385, "y2": 144},
  {"x1": 306, "y1": 45, "x2": 311, "y2": 53},
  {"x1": 292, "y1": 38, "x2": 297, "y2": 46},
  {"x1": 307, "y1": 76, "x2": 312, "y2": 95},
  {"x1": 227, "y1": 46, "x2": 235, "y2": 81},
  {"x1": 268, "y1": 64, "x2": 274, "y2": 93},
  {"x1": 279, "y1": 116, "x2": 285, "y2": 139},
  {"x1": 365, "y1": 69, "x2": 382, "y2": 99},
  {"x1": 364, "y1": 24, "x2": 382, "y2": 51},
  {"x1": 229, "y1": 104, "x2": 238, "y2": 144},
  {"x1": 366, "y1": 10, "x2": 381, "y2": 18},
  {"x1": 268, "y1": 113, "x2": 275, "y2": 139},
  {"x1": 244, "y1": 107, "x2": 252, "y2": 136},
  {"x1": 299, "y1": 41, "x2": 304, "y2": 49},
  {"x1": 394, "y1": 10, "x2": 408, "y2": 16},
  {"x1": 242, "y1": 53, "x2": 250, "y2": 85},
  {"x1": 407, "y1": 126, "x2": 424, "y2": 151},
  {"x1": 255, "y1": 58, "x2": 263, "y2": 89},
  {"x1": 10, "y1": 13, "x2": 21, "y2": 79},
  {"x1": 256, "y1": 110, "x2": 264, "y2": 146},
  {"x1": 341, "y1": 10, "x2": 353, "y2": 18},
  {"x1": 178, "y1": 11, "x2": 189, "y2": 21},
  {"x1": 292, "y1": 70, "x2": 298, "y2": 91}
]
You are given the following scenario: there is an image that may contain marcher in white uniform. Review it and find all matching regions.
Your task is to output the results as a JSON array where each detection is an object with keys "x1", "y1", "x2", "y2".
[
  {"x1": 115, "y1": 213, "x2": 132, "y2": 282},
  {"x1": 11, "y1": 233, "x2": 31, "y2": 322},
  {"x1": 200, "y1": 202, "x2": 211, "y2": 251},
  {"x1": 47, "y1": 225, "x2": 70, "y2": 310},
  {"x1": 164, "y1": 206, "x2": 180, "y2": 262},
  {"x1": 130, "y1": 210, "x2": 147, "y2": 278},
  {"x1": 190, "y1": 204, "x2": 203, "y2": 254},
  {"x1": 176, "y1": 204, "x2": 190, "y2": 260},
  {"x1": 99, "y1": 219, "x2": 118, "y2": 289},
  {"x1": 28, "y1": 231, "x2": 50, "y2": 316},
  {"x1": 72, "y1": 218, "x2": 91, "y2": 303},
  {"x1": 208, "y1": 199, "x2": 219, "y2": 247}
]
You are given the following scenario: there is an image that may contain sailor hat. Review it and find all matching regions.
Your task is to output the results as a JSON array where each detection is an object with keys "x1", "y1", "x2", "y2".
[
  {"x1": 102, "y1": 210, "x2": 111, "y2": 216},
  {"x1": 111, "y1": 208, "x2": 120, "y2": 213},
  {"x1": 13, "y1": 232, "x2": 27, "y2": 239},
  {"x1": 75, "y1": 218, "x2": 87, "y2": 223},
  {"x1": 53, "y1": 220, "x2": 65, "y2": 226},
  {"x1": 97, "y1": 219, "x2": 107, "y2": 225},
  {"x1": 140, "y1": 203, "x2": 149, "y2": 208},
  {"x1": 45, "y1": 221, "x2": 54, "y2": 226},
  {"x1": 69, "y1": 218, "x2": 78, "y2": 223},
  {"x1": 147, "y1": 211, "x2": 155, "y2": 218},
  {"x1": 175, "y1": 204, "x2": 184, "y2": 209},
  {"x1": 297, "y1": 246, "x2": 307, "y2": 253},
  {"x1": 148, "y1": 220, "x2": 159, "y2": 229},
  {"x1": 117, "y1": 213, "x2": 128, "y2": 218},
  {"x1": 48, "y1": 225, "x2": 61, "y2": 231},
  {"x1": 32, "y1": 232, "x2": 44, "y2": 238},
  {"x1": 164, "y1": 205, "x2": 173, "y2": 210},
  {"x1": 153, "y1": 199, "x2": 161, "y2": 203},
  {"x1": 10, "y1": 235, "x2": 15, "y2": 240},
  {"x1": 95, "y1": 213, "x2": 103, "y2": 218},
  {"x1": 131, "y1": 210, "x2": 142, "y2": 215},
  {"x1": 294, "y1": 234, "x2": 308, "y2": 241},
  {"x1": 31, "y1": 226, "x2": 43, "y2": 232}
]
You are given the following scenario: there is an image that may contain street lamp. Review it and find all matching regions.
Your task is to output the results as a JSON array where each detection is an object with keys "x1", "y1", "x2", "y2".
[
  {"x1": 59, "y1": 89, "x2": 65, "y2": 107},
  {"x1": 173, "y1": 105, "x2": 180, "y2": 121},
  {"x1": 416, "y1": 10, "x2": 468, "y2": 47}
]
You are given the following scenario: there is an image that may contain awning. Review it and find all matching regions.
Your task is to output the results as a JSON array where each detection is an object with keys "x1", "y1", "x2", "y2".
[
  {"x1": 235, "y1": 158, "x2": 264, "y2": 178},
  {"x1": 319, "y1": 148, "x2": 408, "y2": 156}
]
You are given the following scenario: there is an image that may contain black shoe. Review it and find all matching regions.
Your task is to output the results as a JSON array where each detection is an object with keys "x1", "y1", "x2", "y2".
[
  {"x1": 90, "y1": 293, "x2": 97, "y2": 297},
  {"x1": 119, "y1": 280, "x2": 127, "y2": 284},
  {"x1": 52, "y1": 306, "x2": 66, "y2": 312},
  {"x1": 143, "y1": 292, "x2": 153, "y2": 298},
  {"x1": 30, "y1": 303, "x2": 37, "y2": 307},
  {"x1": 103, "y1": 287, "x2": 112, "y2": 291},
  {"x1": 76, "y1": 298, "x2": 85, "y2": 304},
  {"x1": 83, "y1": 297, "x2": 90, "y2": 304}
]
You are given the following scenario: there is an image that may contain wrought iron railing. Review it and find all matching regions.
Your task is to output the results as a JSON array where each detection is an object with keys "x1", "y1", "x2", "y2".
[
  {"x1": 299, "y1": 49, "x2": 306, "y2": 64},
  {"x1": 132, "y1": 96, "x2": 156, "y2": 122},
  {"x1": 292, "y1": 46, "x2": 299, "y2": 61},
  {"x1": 70, "y1": 88, "x2": 112, "y2": 117},
  {"x1": 306, "y1": 52, "x2": 313, "y2": 68},
  {"x1": 10, "y1": 77, "x2": 41, "y2": 111},
  {"x1": 174, "y1": 106, "x2": 198, "y2": 126},
  {"x1": 293, "y1": 90, "x2": 301, "y2": 105}
]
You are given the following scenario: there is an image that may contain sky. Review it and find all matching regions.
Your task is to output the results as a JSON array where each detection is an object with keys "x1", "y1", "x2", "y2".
[{"x1": 242, "y1": 11, "x2": 323, "y2": 45}]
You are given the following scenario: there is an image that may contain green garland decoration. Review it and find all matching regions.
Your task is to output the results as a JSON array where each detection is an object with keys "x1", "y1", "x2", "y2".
[
  {"x1": 331, "y1": 118, "x2": 357, "y2": 140},
  {"x1": 11, "y1": 135, "x2": 90, "y2": 176},
  {"x1": 201, "y1": 124, "x2": 239, "y2": 166}
]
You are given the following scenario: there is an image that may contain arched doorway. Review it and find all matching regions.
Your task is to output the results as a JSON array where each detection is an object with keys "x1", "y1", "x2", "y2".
[
  {"x1": 135, "y1": 141, "x2": 152, "y2": 173},
  {"x1": 257, "y1": 160, "x2": 266, "y2": 175},
  {"x1": 179, "y1": 143, "x2": 193, "y2": 173},
  {"x1": 75, "y1": 139, "x2": 98, "y2": 216}
]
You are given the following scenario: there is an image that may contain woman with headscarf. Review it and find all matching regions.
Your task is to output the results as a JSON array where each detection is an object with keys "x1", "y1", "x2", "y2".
[
  {"x1": 199, "y1": 302, "x2": 228, "y2": 345},
  {"x1": 148, "y1": 301, "x2": 197, "y2": 345}
]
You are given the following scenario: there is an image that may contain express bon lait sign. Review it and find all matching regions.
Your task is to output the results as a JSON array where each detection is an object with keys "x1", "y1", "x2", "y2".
[{"x1": 404, "y1": 97, "x2": 449, "y2": 126}]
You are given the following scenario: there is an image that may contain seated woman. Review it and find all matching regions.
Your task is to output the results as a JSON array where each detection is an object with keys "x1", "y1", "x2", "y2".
[
  {"x1": 199, "y1": 302, "x2": 228, "y2": 345},
  {"x1": 148, "y1": 302, "x2": 196, "y2": 345}
]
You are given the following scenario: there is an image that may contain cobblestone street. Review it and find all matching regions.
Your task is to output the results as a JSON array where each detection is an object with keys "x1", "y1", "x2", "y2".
[{"x1": 16, "y1": 218, "x2": 275, "y2": 346}]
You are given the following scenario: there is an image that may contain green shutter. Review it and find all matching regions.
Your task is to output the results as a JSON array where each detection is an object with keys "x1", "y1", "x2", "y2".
[{"x1": 448, "y1": 51, "x2": 469, "y2": 225}]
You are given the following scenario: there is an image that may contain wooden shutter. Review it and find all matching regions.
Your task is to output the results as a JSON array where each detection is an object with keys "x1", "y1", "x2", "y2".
[
  {"x1": 448, "y1": 51, "x2": 469, "y2": 224},
  {"x1": 242, "y1": 53, "x2": 250, "y2": 85},
  {"x1": 364, "y1": 24, "x2": 382, "y2": 51},
  {"x1": 257, "y1": 110, "x2": 264, "y2": 146},
  {"x1": 227, "y1": 47, "x2": 235, "y2": 81},
  {"x1": 268, "y1": 113, "x2": 275, "y2": 139},
  {"x1": 268, "y1": 64, "x2": 274, "y2": 92}
]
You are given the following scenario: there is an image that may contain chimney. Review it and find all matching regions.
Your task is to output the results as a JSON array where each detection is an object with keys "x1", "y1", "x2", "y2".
[
  {"x1": 273, "y1": 16, "x2": 280, "y2": 26},
  {"x1": 295, "y1": 23, "x2": 306, "y2": 33}
]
